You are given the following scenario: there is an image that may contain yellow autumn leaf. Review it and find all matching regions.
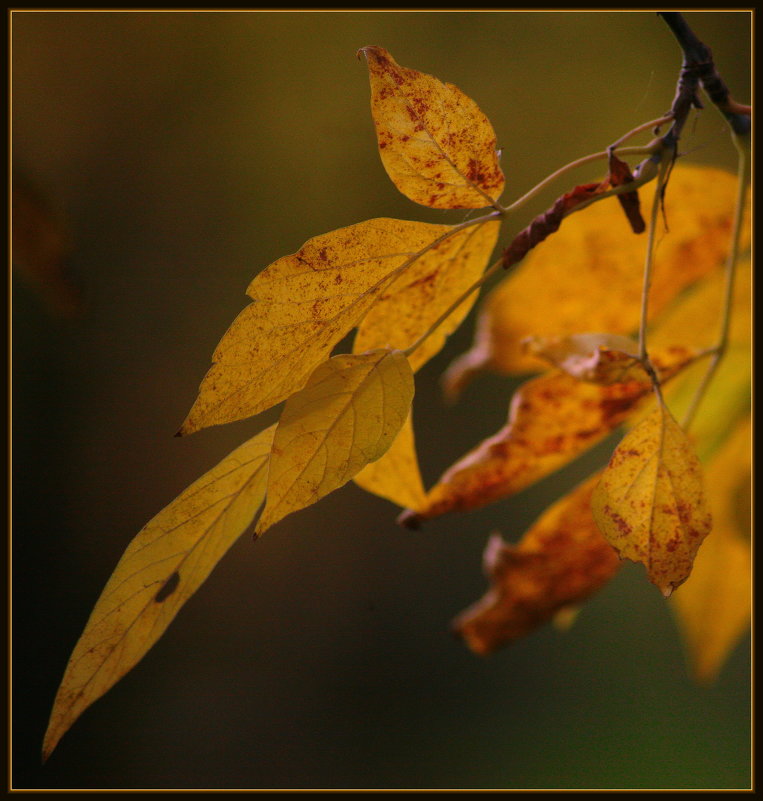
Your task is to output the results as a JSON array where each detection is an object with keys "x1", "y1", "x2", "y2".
[
  {"x1": 353, "y1": 220, "x2": 500, "y2": 372},
  {"x1": 42, "y1": 424, "x2": 276, "y2": 761},
  {"x1": 651, "y1": 258, "x2": 751, "y2": 462},
  {"x1": 453, "y1": 473, "x2": 620, "y2": 655},
  {"x1": 350, "y1": 220, "x2": 498, "y2": 508},
  {"x1": 401, "y1": 346, "x2": 694, "y2": 527},
  {"x1": 444, "y1": 164, "x2": 749, "y2": 388},
  {"x1": 353, "y1": 412, "x2": 427, "y2": 511},
  {"x1": 592, "y1": 404, "x2": 712, "y2": 597},
  {"x1": 256, "y1": 349, "x2": 414, "y2": 534},
  {"x1": 361, "y1": 46, "x2": 505, "y2": 209},
  {"x1": 178, "y1": 218, "x2": 467, "y2": 436},
  {"x1": 671, "y1": 416, "x2": 751, "y2": 684}
]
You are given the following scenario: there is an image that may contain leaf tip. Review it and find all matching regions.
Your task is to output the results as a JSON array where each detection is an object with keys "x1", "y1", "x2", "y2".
[
  {"x1": 174, "y1": 417, "x2": 196, "y2": 438},
  {"x1": 397, "y1": 508, "x2": 422, "y2": 530}
]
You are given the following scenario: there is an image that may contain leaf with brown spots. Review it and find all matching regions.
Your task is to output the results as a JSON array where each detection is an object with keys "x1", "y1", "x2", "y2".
[
  {"x1": 360, "y1": 46, "x2": 505, "y2": 209},
  {"x1": 43, "y1": 424, "x2": 276, "y2": 761},
  {"x1": 453, "y1": 474, "x2": 620, "y2": 654},
  {"x1": 256, "y1": 349, "x2": 414, "y2": 535},
  {"x1": 178, "y1": 218, "x2": 477, "y2": 436},
  {"x1": 353, "y1": 220, "x2": 500, "y2": 372},
  {"x1": 400, "y1": 346, "x2": 693, "y2": 527},
  {"x1": 444, "y1": 164, "x2": 749, "y2": 390},
  {"x1": 591, "y1": 404, "x2": 712, "y2": 597},
  {"x1": 670, "y1": 416, "x2": 750, "y2": 684}
]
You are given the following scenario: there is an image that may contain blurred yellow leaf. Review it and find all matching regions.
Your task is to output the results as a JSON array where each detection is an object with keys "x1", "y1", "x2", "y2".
[
  {"x1": 444, "y1": 165, "x2": 748, "y2": 389},
  {"x1": 178, "y1": 218, "x2": 465, "y2": 435},
  {"x1": 671, "y1": 417, "x2": 751, "y2": 683},
  {"x1": 361, "y1": 46, "x2": 505, "y2": 209},
  {"x1": 353, "y1": 412, "x2": 427, "y2": 510},
  {"x1": 353, "y1": 220, "x2": 500, "y2": 371},
  {"x1": 592, "y1": 405, "x2": 712, "y2": 597},
  {"x1": 256, "y1": 349, "x2": 414, "y2": 534},
  {"x1": 652, "y1": 258, "x2": 751, "y2": 462},
  {"x1": 401, "y1": 346, "x2": 692, "y2": 527},
  {"x1": 43, "y1": 424, "x2": 276, "y2": 761},
  {"x1": 453, "y1": 474, "x2": 620, "y2": 654}
]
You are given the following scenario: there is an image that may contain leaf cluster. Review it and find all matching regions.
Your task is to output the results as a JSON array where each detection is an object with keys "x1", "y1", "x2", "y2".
[{"x1": 43, "y1": 34, "x2": 750, "y2": 760}]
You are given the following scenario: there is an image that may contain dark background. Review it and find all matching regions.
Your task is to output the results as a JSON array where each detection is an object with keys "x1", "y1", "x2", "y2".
[{"x1": 12, "y1": 11, "x2": 751, "y2": 790}]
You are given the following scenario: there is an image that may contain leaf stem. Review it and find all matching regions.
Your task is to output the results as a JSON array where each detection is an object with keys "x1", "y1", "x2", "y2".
[
  {"x1": 681, "y1": 134, "x2": 749, "y2": 430},
  {"x1": 607, "y1": 113, "x2": 674, "y2": 152},
  {"x1": 501, "y1": 145, "x2": 652, "y2": 215},
  {"x1": 637, "y1": 147, "x2": 674, "y2": 404}
]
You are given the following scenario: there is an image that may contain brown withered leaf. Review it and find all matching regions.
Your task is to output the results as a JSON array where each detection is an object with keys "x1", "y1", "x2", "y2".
[
  {"x1": 608, "y1": 151, "x2": 645, "y2": 234},
  {"x1": 453, "y1": 474, "x2": 620, "y2": 654},
  {"x1": 401, "y1": 346, "x2": 693, "y2": 527}
]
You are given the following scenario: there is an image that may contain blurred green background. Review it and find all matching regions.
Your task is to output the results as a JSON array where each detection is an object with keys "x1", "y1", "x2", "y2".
[{"x1": 12, "y1": 11, "x2": 751, "y2": 790}]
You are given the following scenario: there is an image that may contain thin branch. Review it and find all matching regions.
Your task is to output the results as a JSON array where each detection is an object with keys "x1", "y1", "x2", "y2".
[
  {"x1": 658, "y1": 12, "x2": 751, "y2": 136},
  {"x1": 681, "y1": 136, "x2": 749, "y2": 429}
]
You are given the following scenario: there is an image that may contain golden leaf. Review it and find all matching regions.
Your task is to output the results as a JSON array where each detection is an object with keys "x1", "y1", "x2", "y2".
[
  {"x1": 453, "y1": 474, "x2": 620, "y2": 654},
  {"x1": 671, "y1": 417, "x2": 751, "y2": 684},
  {"x1": 353, "y1": 220, "x2": 500, "y2": 372},
  {"x1": 353, "y1": 412, "x2": 427, "y2": 511},
  {"x1": 360, "y1": 46, "x2": 505, "y2": 209},
  {"x1": 401, "y1": 347, "x2": 692, "y2": 527},
  {"x1": 651, "y1": 258, "x2": 751, "y2": 463},
  {"x1": 444, "y1": 165, "x2": 748, "y2": 389},
  {"x1": 256, "y1": 349, "x2": 414, "y2": 534},
  {"x1": 42, "y1": 424, "x2": 276, "y2": 761},
  {"x1": 178, "y1": 218, "x2": 461, "y2": 436},
  {"x1": 592, "y1": 405, "x2": 712, "y2": 597}
]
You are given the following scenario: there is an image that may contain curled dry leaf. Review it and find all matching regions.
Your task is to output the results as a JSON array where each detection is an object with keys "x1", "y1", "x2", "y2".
[
  {"x1": 444, "y1": 164, "x2": 748, "y2": 390},
  {"x1": 453, "y1": 474, "x2": 620, "y2": 655},
  {"x1": 361, "y1": 46, "x2": 505, "y2": 209},
  {"x1": 256, "y1": 349, "x2": 414, "y2": 534},
  {"x1": 522, "y1": 333, "x2": 641, "y2": 383},
  {"x1": 607, "y1": 151, "x2": 645, "y2": 234},
  {"x1": 524, "y1": 334, "x2": 699, "y2": 387},
  {"x1": 353, "y1": 412, "x2": 427, "y2": 511},
  {"x1": 670, "y1": 416, "x2": 751, "y2": 684},
  {"x1": 401, "y1": 346, "x2": 694, "y2": 527},
  {"x1": 178, "y1": 218, "x2": 470, "y2": 435},
  {"x1": 43, "y1": 424, "x2": 276, "y2": 761},
  {"x1": 591, "y1": 404, "x2": 712, "y2": 597}
]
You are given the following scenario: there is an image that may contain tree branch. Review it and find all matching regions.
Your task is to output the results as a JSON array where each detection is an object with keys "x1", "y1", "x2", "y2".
[{"x1": 658, "y1": 11, "x2": 751, "y2": 136}]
